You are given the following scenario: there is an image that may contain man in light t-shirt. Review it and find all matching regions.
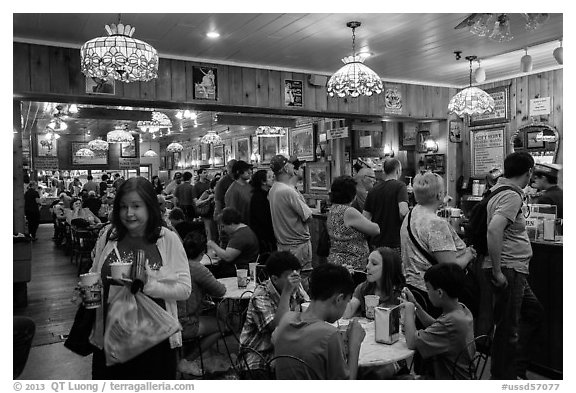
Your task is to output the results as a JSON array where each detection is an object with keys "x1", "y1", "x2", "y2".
[{"x1": 268, "y1": 155, "x2": 313, "y2": 269}]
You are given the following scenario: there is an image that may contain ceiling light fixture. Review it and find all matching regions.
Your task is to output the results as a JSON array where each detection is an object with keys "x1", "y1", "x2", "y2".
[
  {"x1": 553, "y1": 39, "x2": 563, "y2": 65},
  {"x1": 107, "y1": 125, "x2": 134, "y2": 143},
  {"x1": 76, "y1": 128, "x2": 95, "y2": 157},
  {"x1": 206, "y1": 31, "x2": 220, "y2": 38},
  {"x1": 80, "y1": 14, "x2": 159, "y2": 83},
  {"x1": 137, "y1": 111, "x2": 172, "y2": 132},
  {"x1": 327, "y1": 21, "x2": 383, "y2": 98},
  {"x1": 166, "y1": 142, "x2": 184, "y2": 153},
  {"x1": 520, "y1": 48, "x2": 533, "y2": 73},
  {"x1": 87, "y1": 137, "x2": 109, "y2": 151},
  {"x1": 489, "y1": 14, "x2": 513, "y2": 42},
  {"x1": 200, "y1": 113, "x2": 222, "y2": 145},
  {"x1": 474, "y1": 59, "x2": 486, "y2": 83},
  {"x1": 448, "y1": 55, "x2": 495, "y2": 117}
]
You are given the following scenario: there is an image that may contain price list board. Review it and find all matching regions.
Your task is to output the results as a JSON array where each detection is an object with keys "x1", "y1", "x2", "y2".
[{"x1": 471, "y1": 127, "x2": 505, "y2": 176}]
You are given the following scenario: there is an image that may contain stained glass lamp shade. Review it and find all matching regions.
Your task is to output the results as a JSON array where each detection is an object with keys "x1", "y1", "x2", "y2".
[
  {"x1": 87, "y1": 137, "x2": 109, "y2": 151},
  {"x1": 81, "y1": 22, "x2": 158, "y2": 83},
  {"x1": 327, "y1": 22, "x2": 383, "y2": 98},
  {"x1": 200, "y1": 131, "x2": 222, "y2": 145},
  {"x1": 107, "y1": 126, "x2": 134, "y2": 143},
  {"x1": 166, "y1": 142, "x2": 184, "y2": 153},
  {"x1": 448, "y1": 56, "x2": 495, "y2": 117}
]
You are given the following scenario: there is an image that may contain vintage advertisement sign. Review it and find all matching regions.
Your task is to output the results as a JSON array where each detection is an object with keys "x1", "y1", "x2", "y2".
[
  {"x1": 284, "y1": 79, "x2": 303, "y2": 107},
  {"x1": 471, "y1": 127, "x2": 505, "y2": 176},
  {"x1": 327, "y1": 127, "x2": 349, "y2": 140},
  {"x1": 118, "y1": 157, "x2": 140, "y2": 169},
  {"x1": 384, "y1": 84, "x2": 403, "y2": 115},
  {"x1": 193, "y1": 66, "x2": 218, "y2": 100}
]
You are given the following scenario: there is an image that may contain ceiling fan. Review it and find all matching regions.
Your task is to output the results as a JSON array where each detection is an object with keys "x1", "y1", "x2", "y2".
[{"x1": 454, "y1": 13, "x2": 549, "y2": 32}]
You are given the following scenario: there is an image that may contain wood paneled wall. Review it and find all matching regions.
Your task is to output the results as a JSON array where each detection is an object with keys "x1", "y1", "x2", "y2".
[
  {"x1": 13, "y1": 43, "x2": 451, "y2": 119},
  {"x1": 458, "y1": 69, "x2": 563, "y2": 182}
]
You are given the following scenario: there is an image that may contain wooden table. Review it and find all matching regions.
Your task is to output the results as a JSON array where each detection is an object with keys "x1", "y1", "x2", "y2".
[
  {"x1": 217, "y1": 277, "x2": 256, "y2": 299},
  {"x1": 335, "y1": 318, "x2": 414, "y2": 367}
]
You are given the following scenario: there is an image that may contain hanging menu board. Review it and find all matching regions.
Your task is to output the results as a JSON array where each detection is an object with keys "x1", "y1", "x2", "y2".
[{"x1": 471, "y1": 127, "x2": 505, "y2": 176}]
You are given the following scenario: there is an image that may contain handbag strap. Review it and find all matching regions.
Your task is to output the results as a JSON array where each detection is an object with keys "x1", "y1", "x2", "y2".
[{"x1": 407, "y1": 209, "x2": 438, "y2": 266}]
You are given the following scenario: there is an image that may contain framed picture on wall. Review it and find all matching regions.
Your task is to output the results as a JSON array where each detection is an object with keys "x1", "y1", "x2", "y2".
[
  {"x1": 71, "y1": 142, "x2": 108, "y2": 165},
  {"x1": 449, "y1": 120, "x2": 463, "y2": 143},
  {"x1": 85, "y1": 76, "x2": 115, "y2": 95},
  {"x1": 213, "y1": 145, "x2": 224, "y2": 166},
  {"x1": 235, "y1": 137, "x2": 250, "y2": 162},
  {"x1": 305, "y1": 162, "x2": 331, "y2": 194},
  {"x1": 468, "y1": 85, "x2": 511, "y2": 127},
  {"x1": 417, "y1": 131, "x2": 430, "y2": 153},
  {"x1": 37, "y1": 135, "x2": 58, "y2": 157},
  {"x1": 290, "y1": 125, "x2": 315, "y2": 161},
  {"x1": 400, "y1": 123, "x2": 417, "y2": 149},
  {"x1": 259, "y1": 137, "x2": 279, "y2": 164},
  {"x1": 193, "y1": 66, "x2": 217, "y2": 100},
  {"x1": 120, "y1": 138, "x2": 138, "y2": 158}
]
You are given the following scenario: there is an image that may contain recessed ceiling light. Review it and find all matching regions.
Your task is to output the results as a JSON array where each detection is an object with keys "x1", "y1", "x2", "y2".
[{"x1": 207, "y1": 32, "x2": 220, "y2": 39}]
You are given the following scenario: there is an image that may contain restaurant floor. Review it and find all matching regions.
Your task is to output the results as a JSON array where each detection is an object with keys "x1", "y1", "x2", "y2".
[{"x1": 14, "y1": 224, "x2": 549, "y2": 380}]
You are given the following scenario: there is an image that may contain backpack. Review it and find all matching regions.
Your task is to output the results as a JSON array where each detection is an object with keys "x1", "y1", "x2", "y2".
[{"x1": 466, "y1": 185, "x2": 523, "y2": 257}]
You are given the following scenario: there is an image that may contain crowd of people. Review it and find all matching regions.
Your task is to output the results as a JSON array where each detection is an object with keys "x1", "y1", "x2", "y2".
[{"x1": 18, "y1": 149, "x2": 559, "y2": 381}]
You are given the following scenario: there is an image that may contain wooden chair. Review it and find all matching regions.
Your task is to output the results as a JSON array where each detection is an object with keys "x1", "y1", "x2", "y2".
[
  {"x1": 450, "y1": 334, "x2": 492, "y2": 380},
  {"x1": 266, "y1": 354, "x2": 321, "y2": 379},
  {"x1": 70, "y1": 227, "x2": 97, "y2": 276}
]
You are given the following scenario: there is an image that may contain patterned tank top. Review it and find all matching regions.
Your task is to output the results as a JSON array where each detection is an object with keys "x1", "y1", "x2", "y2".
[{"x1": 326, "y1": 204, "x2": 369, "y2": 270}]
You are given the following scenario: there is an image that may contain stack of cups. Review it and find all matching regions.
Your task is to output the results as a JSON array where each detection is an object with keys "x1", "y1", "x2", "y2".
[{"x1": 237, "y1": 269, "x2": 249, "y2": 288}]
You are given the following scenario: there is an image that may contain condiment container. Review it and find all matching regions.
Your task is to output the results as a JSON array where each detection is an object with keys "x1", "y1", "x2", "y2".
[{"x1": 375, "y1": 305, "x2": 401, "y2": 344}]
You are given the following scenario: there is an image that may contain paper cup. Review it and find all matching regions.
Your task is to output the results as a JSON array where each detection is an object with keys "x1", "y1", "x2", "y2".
[
  {"x1": 249, "y1": 263, "x2": 258, "y2": 281},
  {"x1": 80, "y1": 272, "x2": 99, "y2": 287},
  {"x1": 301, "y1": 302, "x2": 310, "y2": 312},
  {"x1": 111, "y1": 263, "x2": 132, "y2": 280},
  {"x1": 337, "y1": 324, "x2": 349, "y2": 358},
  {"x1": 237, "y1": 269, "x2": 249, "y2": 288},
  {"x1": 364, "y1": 295, "x2": 380, "y2": 319}
]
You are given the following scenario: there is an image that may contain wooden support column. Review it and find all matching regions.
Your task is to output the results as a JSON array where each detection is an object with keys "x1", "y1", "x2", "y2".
[{"x1": 14, "y1": 100, "x2": 26, "y2": 234}]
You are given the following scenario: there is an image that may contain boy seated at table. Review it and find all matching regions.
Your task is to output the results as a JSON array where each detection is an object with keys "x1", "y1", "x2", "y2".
[
  {"x1": 401, "y1": 263, "x2": 475, "y2": 379},
  {"x1": 238, "y1": 251, "x2": 307, "y2": 379},
  {"x1": 271, "y1": 264, "x2": 366, "y2": 379},
  {"x1": 177, "y1": 231, "x2": 227, "y2": 377}
]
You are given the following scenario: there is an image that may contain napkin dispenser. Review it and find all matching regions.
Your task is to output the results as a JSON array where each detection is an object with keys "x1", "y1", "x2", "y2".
[{"x1": 375, "y1": 305, "x2": 401, "y2": 344}]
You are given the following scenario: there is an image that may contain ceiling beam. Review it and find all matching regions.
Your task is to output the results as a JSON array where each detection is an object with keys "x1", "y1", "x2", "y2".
[{"x1": 217, "y1": 114, "x2": 296, "y2": 127}]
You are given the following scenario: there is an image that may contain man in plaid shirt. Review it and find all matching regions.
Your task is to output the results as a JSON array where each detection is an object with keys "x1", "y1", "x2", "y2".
[{"x1": 238, "y1": 251, "x2": 309, "y2": 379}]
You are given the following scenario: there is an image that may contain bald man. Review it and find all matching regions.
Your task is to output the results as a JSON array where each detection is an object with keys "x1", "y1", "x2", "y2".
[{"x1": 351, "y1": 167, "x2": 376, "y2": 212}]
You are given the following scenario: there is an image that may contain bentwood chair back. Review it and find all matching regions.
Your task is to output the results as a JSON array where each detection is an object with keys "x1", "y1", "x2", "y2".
[{"x1": 450, "y1": 334, "x2": 492, "y2": 380}]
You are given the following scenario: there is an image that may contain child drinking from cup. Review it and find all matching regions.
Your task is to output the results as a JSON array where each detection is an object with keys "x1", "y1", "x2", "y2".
[{"x1": 342, "y1": 247, "x2": 405, "y2": 319}]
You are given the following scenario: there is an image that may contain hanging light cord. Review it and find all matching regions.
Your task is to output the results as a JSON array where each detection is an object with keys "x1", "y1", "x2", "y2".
[
  {"x1": 468, "y1": 59, "x2": 473, "y2": 87},
  {"x1": 351, "y1": 26, "x2": 356, "y2": 58}
]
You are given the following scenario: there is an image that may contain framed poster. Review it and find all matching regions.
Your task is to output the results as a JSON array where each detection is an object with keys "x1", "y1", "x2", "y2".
[
  {"x1": 469, "y1": 85, "x2": 511, "y2": 127},
  {"x1": 71, "y1": 142, "x2": 108, "y2": 165},
  {"x1": 400, "y1": 122, "x2": 417, "y2": 149},
  {"x1": 259, "y1": 137, "x2": 279, "y2": 164},
  {"x1": 173, "y1": 152, "x2": 181, "y2": 168},
  {"x1": 471, "y1": 127, "x2": 505, "y2": 176},
  {"x1": 120, "y1": 138, "x2": 138, "y2": 158},
  {"x1": 424, "y1": 154, "x2": 446, "y2": 174},
  {"x1": 37, "y1": 135, "x2": 58, "y2": 157},
  {"x1": 213, "y1": 145, "x2": 224, "y2": 167},
  {"x1": 417, "y1": 131, "x2": 430, "y2": 153},
  {"x1": 85, "y1": 76, "x2": 115, "y2": 95},
  {"x1": 449, "y1": 120, "x2": 463, "y2": 143},
  {"x1": 526, "y1": 131, "x2": 545, "y2": 149},
  {"x1": 284, "y1": 79, "x2": 303, "y2": 107},
  {"x1": 235, "y1": 137, "x2": 250, "y2": 162},
  {"x1": 384, "y1": 84, "x2": 404, "y2": 115},
  {"x1": 193, "y1": 66, "x2": 217, "y2": 100},
  {"x1": 290, "y1": 125, "x2": 315, "y2": 161},
  {"x1": 305, "y1": 162, "x2": 331, "y2": 194},
  {"x1": 224, "y1": 140, "x2": 233, "y2": 163}
]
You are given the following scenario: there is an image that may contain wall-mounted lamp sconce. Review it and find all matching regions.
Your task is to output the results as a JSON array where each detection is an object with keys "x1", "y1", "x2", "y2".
[
  {"x1": 425, "y1": 137, "x2": 439, "y2": 153},
  {"x1": 383, "y1": 144, "x2": 395, "y2": 157}
]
